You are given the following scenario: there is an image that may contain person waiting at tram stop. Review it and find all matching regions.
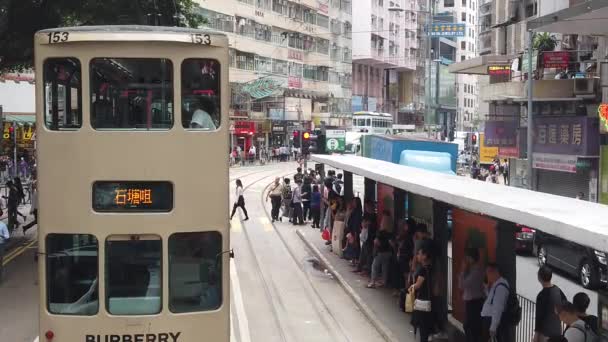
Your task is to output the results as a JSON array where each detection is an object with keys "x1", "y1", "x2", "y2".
[
  {"x1": 459, "y1": 248, "x2": 486, "y2": 342},
  {"x1": 572, "y1": 292, "x2": 599, "y2": 335},
  {"x1": 534, "y1": 266, "x2": 566, "y2": 342},
  {"x1": 230, "y1": 179, "x2": 249, "y2": 221},
  {"x1": 266, "y1": 178, "x2": 283, "y2": 223}
]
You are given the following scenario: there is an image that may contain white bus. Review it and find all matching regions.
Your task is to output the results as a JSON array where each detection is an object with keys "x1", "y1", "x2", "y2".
[{"x1": 350, "y1": 111, "x2": 393, "y2": 135}]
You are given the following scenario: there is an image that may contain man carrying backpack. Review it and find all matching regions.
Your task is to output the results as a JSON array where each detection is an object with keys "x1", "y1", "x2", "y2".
[
  {"x1": 558, "y1": 301, "x2": 599, "y2": 342},
  {"x1": 481, "y1": 263, "x2": 512, "y2": 342},
  {"x1": 534, "y1": 266, "x2": 567, "y2": 342}
]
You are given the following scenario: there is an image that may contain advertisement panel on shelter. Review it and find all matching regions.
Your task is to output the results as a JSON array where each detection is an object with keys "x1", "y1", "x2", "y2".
[
  {"x1": 600, "y1": 146, "x2": 608, "y2": 204},
  {"x1": 452, "y1": 209, "x2": 497, "y2": 323},
  {"x1": 376, "y1": 183, "x2": 394, "y2": 229}
]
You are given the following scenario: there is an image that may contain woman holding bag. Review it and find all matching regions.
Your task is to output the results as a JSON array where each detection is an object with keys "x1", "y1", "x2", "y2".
[{"x1": 410, "y1": 245, "x2": 434, "y2": 342}]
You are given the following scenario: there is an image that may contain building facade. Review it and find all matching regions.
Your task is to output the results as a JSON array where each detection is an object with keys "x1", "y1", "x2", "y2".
[
  {"x1": 197, "y1": 0, "x2": 352, "y2": 151},
  {"x1": 449, "y1": 0, "x2": 605, "y2": 202},
  {"x1": 351, "y1": 0, "x2": 421, "y2": 127}
]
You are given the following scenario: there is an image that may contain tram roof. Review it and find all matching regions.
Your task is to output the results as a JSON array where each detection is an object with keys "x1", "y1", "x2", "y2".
[
  {"x1": 35, "y1": 25, "x2": 228, "y2": 46},
  {"x1": 312, "y1": 154, "x2": 608, "y2": 252}
]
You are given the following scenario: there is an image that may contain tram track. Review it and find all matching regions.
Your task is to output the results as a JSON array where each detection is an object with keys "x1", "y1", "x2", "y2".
[{"x1": 231, "y1": 167, "x2": 353, "y2": 342}]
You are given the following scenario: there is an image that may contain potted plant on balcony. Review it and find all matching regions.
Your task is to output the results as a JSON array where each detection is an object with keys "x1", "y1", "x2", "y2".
[{"x1": 533, "y1": 33, "x2": 558, "y2": 79}]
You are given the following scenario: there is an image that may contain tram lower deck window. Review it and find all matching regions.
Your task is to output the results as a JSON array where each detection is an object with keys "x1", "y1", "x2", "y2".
[
  {"x1": 169, "y1": 232, "x2": 222, "y2": 312},
  {"x1": 46, "y1": 234, "x2": 98, "y2": 315},
  {"x1": 105, "y1": 235, "x2": 162, "y2": 315}
]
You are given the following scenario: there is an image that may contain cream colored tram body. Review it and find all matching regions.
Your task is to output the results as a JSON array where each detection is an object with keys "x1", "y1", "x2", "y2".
[{"x1": 35, "y1": 26, "x2": 229, "y2": 342}]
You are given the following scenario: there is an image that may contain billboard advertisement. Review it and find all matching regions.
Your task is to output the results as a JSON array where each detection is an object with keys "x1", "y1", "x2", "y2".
[
  {"x1": 484, "y1": 120, "x2": 518, "y2": 147},
  {"x1": 451, "y1": 208, "x2": 498, "y2": 323},
  {"x1": 533, "y1": 116, "x2": 599, "y2": 156},
  {"x1": 479, "y1": 133, "x2": 499, "y2": 164}
]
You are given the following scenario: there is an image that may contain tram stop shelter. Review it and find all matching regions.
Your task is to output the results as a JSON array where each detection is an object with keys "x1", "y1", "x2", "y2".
[{"x1": 311, "y1": 154, "x2": 608, "y2": 342}]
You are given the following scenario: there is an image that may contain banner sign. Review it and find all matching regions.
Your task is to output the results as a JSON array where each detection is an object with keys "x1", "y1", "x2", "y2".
[
  {"x1": 326, "y1": 129, "x2": 346, "y2": 152},
  {"x1": 533, "y1": 116, "x2": 599, "y2": 156},
  {"x1": 429, "y1": 23, "x2": 465, "y2": 37},
  {"x1": 484, "y1": 120, "x2": 517, "y2": 147},
  {"x1": 542, "y1": 51, "x2": 570, "y2": 69},
  {"x1": 288, "y1": 76, "x2": 302, "y2": 89},
  {"x1": 533, "y1": 153, "x2": 577, "y2": 173}
]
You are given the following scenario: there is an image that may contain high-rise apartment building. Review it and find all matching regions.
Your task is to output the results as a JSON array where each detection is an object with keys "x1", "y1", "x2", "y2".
[
  {"x1": 351, "y1": 0, "x2": 421, "y2": 127},
  {"x1": 196, "y1": 0, "x2": 352, "y2": 151},
  {"x1": 436, "y1": 0, "x2": 479, "y2": 131}
]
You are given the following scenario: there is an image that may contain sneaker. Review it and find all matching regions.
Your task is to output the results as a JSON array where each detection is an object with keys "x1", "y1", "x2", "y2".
[
  {"x1": 431, "y1": 332, "x2": 448, "y2": 340},
  {"x1": 243, "y1": 217, "x2": 249, "y2": 221}
]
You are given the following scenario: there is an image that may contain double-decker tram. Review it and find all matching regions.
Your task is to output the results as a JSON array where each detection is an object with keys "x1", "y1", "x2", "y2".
[{"x1": 35, "y1": 26, "x2": 230, "y2": 342}]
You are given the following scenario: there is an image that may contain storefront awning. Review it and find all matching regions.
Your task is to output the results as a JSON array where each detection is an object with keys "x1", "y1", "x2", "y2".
[
  {"x1": 528, "y1": 0, "x2": 608, "y2": 35},
  {"x1": 448, "y1": 55, "x2": 514, "y2": 75},
  {"x1": 4, "y1": 114, "x2": 36, "y2": 124}
]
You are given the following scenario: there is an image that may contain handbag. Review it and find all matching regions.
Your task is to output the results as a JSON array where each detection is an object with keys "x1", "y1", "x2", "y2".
[
  {"x1": 405, "y1": 287, "x2": 415, "y2": 313},
  {"x1": 321, "y1": 228, "x2": 331, "y2": 241},
  {"x1": 413, "y1": 266, "x2": 432, "y2": 312}
]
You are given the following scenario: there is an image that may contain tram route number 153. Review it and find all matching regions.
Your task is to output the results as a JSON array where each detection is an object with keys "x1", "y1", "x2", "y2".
[
  {"x1": 191, "y1": 33, "x2": 211, "y2": 45},
  {"x1": 47, "y1": 31, "x2": 70, "y2": 44}
]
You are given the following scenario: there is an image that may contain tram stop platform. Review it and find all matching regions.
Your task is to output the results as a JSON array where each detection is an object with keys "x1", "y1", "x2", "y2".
[{"x1": 296, "y1": 227, "x2": 420, "y2": 342}]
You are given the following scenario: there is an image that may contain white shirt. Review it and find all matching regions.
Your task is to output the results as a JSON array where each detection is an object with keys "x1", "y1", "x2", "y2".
[
  {"x1": 0, "y1": 221, "x2": 9, "y2": 244},
  {"x1": 235, "y1": 186, "x2": 244, "y2": 198},
  {"x1": 481, "y1": 277, "x2": 509, "y2": 332}
]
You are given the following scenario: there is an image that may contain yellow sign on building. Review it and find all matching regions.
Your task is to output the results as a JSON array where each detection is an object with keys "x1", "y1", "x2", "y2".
[{"x1": 479, "y1": 133, "x2": 499, "y2": 164}]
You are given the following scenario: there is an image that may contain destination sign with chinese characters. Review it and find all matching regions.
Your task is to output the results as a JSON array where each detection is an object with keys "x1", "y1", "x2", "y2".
[{"x1": 93, "y1": 181, "x2": 173, "y2": 212}]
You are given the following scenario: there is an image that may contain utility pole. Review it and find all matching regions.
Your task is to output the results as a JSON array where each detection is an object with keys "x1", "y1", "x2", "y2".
[
  {"x1": 12, "y1": 122, "x2": 17, "y2": 178},
  {"x1": 425, "y1": 0, "x2": 435, "y2": 138},
  {"x1": 526, "y1": 30, "x2": 534, "y2": 190}
]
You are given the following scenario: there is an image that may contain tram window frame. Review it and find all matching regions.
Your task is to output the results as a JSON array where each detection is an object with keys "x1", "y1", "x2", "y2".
[
  {"x1": 43, "y1": 58, "x2": 83, "y2": 130},
  {"x1": 168, "y1": 231, "x2": 223, "y2": 313},
  {"x1": 182, "y1": 58, "x2": 221, "y2": 131},
  {"x1": 89, "y1": 58, "x2": 174, "y2": 130},
  {"x1": 105, "y1": 235, "x2": 162, "y2": 316},
  {"x1": 46, "y1": 233, "x2": 99, "y2": 315}
]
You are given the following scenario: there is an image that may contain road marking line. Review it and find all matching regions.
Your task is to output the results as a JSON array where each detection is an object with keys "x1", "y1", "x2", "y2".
[
  {"x1": 231, "y1": 219, "x2": 242, "y2": 233},
  {"x1": 259, "y1": 217, "x2": 274, "y2": 232},
  {"x1": 230, "y1": 258, "x2": 251, "y2": 342},
  {"x1": 3, "y1": 239, "x2": 36, "y2": 266}
]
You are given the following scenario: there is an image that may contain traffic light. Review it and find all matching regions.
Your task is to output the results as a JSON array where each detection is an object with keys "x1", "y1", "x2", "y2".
[
  {"x1": 293, "y1": 130, "x2": 300, "y2": 148},
  {"x1": 302, "y1": 131, "x2": 311, "y2": 154},
  {"x1": 471, "y1": 133, "x2": 477, "y2": 146}
]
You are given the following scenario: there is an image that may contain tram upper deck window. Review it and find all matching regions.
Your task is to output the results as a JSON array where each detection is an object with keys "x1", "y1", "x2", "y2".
[
  {"x1": 182, "y1": 59, "x2": 220, "y2": 130},
  {"x1": 43, "y1": 58, "x2": 82, "y2": 130},
  {"x1": 106, "y1": 235, "x2": 162, "y2": 315},
  {"x1": 169, "y1": 232, "x2": 222, "y2": 312},
  {"x1": 90, "y1": 58, "x2": 173, "y2": 130},
  {"x1": 46, "y1": 234, "x2": 98, "y2": 315}
]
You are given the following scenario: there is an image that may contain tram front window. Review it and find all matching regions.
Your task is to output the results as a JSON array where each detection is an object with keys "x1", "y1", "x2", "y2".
[
  {"x1": 90, "y1": 58, "x2": 173, "y2": 130},
  {"x1": 182, "y1": 59, "x2": 221, "y2": 130},
  {"x1": 106, "y1": 236, "x2": 162, "y2": 315},
  {"x1": 169, "y1": 232, "x2": 222, "y2": 312},
  {"x1": 46, "y1": 234, "x2": 98, "y2": 315},
  {"x1": 43, "y1": 58, "x2": 82, "y2": 130}
]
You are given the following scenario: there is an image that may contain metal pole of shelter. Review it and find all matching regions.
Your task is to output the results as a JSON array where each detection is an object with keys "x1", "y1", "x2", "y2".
[
  {"x1": 12, "y1": 122, "x2": 17, "y2": 178},
  {"x1": 526, "y1": 30, "x2": 534, "y2": 190}
]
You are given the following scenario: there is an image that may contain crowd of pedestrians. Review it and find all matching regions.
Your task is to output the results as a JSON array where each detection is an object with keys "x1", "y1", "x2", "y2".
[
  {"x1": 470, "y1": 158, "x2": 509, "y2": 185},
  {"x1": 230, "y1": 144, "x2": 303, "y2": 166}
]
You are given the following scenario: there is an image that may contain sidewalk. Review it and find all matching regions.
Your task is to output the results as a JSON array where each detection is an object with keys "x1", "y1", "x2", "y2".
[
  {"x1": 2, "y1": 204, "x2": 37, "y2": 259},
  {"x1": 296, "y1": 227, "x2": 418, "y2": 342}
]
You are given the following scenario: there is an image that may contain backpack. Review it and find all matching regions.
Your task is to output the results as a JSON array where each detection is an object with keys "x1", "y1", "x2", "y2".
[
  {"x1": 282, "y1": 185, "x2": 292, "y2": 200},
  {"x1": 564, "y1": 323, "x2": 600, "y2": 342},
  {"x1": 491, "y1": 283, "x2": 522, "y2": 326}
]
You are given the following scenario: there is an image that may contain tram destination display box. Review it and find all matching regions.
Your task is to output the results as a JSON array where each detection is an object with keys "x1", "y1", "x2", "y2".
[{"x1": 93, "y1": 181, "x2": 173, "y2": 212}]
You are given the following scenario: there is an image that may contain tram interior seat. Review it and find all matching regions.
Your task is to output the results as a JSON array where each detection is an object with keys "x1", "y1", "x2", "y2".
[{"x1": 108, "y1": 264, "x2": 161, "y2": 315}]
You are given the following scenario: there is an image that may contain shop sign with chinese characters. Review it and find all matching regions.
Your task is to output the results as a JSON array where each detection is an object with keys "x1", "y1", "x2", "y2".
[
  {"x1": 533, "y1": 116, "x2": 599, "y2": 156},
  {"x1": 484, "y1": 120, "x2": 517, "y2": 147},
  {"x1": 93, "y1": 181, "x2": 173, "y2": 212}
]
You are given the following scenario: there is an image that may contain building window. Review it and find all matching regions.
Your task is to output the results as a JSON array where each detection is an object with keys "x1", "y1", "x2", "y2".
[
  {"x1": 444, "y1": 0, "x2": 454, "y2": 7},
  {"x1": 462, "y1": 0, "x2": 466, "y2": 5},
  {"x1": 461, "y1": 41, "x2": 466, "y2": 50},
  {"x1": 461, "y1": 12, "x2": 466, "y2": 22}
]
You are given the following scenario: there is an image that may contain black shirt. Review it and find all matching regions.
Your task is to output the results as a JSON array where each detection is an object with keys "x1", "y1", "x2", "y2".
[
  {"x1": 376, "y1": 230, "x2": 392, "y2": 253},
  {"x1": 535, "y1": 285, "x2": 566, "y2": 337},
  {"x1": 414, "y1": 265, "x2": 432, "y2": 300}
]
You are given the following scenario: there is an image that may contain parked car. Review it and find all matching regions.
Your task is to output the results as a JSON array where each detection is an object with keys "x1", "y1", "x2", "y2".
[
  {"x1": 536, "y1": 230, "x2": 608, "y2": 289},
  {"x1": 514, "y1": 225, "x2": 535, "y2": 254}
]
